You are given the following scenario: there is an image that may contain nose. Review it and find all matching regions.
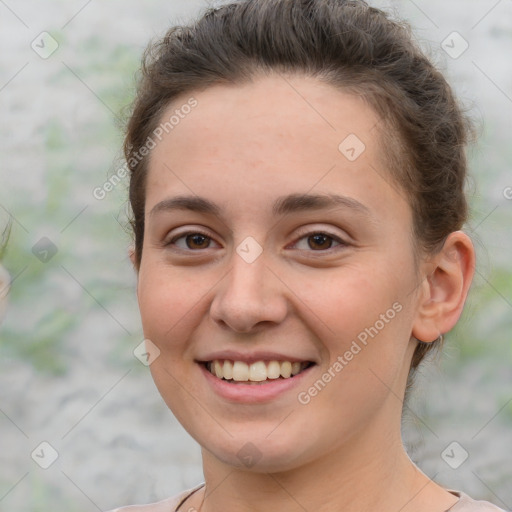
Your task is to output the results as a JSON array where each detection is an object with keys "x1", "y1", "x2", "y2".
[{"x1": 209, "y1": 250, "x2": 288, "y2": 333}]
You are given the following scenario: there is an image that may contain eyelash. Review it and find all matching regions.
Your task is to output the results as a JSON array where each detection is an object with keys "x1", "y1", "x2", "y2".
[{"x1": 166, "y1": 229, "x2": 347, "y2": 253}]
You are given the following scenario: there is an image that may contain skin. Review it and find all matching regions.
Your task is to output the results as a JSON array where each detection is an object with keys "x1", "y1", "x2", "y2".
[{"x1": 131, "y1": 74, "x2": 475, "y2": 512}]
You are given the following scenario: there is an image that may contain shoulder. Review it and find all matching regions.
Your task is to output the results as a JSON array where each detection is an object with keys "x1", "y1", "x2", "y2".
[
  {"x1": 106, "y1": 483, "x2": 205, "y2": 512},
  {"x1": 448, "y1": 490, "x2": 508, "y2": 512}
]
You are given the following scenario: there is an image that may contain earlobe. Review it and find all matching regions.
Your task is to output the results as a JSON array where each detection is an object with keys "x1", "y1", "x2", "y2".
[
  {"x1": 412, "y1": 231, "x2": 475, "y2": 343},
  {"x1": 128, "y1": 244, "x2": 139, "y2": 272}
]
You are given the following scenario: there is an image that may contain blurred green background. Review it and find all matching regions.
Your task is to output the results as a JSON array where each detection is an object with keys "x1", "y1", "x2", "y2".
[{"x1": 0, "y1": 0, "x2": 511, "y2": 510}]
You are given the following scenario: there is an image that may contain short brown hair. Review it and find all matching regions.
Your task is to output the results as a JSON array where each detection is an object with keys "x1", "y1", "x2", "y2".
[{"x1": 124, "y1": 0, "x2": 475, "y2": 371}]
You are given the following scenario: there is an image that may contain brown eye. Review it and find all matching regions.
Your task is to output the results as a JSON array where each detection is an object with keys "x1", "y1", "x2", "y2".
[
  {"x1": 307, "y1": 233, "x2": 333, "y2": 250},
  {"x1": 293, "y1": 231, "x2": 344, "y2": 252},
  {"x1": 185, "y1": 233, "x2": 210, "y2": 249},
  {"x1": 168, "y1": 231, "x2": 218, "y2": 251}
]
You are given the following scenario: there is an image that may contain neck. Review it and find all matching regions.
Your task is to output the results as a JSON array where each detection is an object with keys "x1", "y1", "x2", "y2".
[{"x1": 198, "y1": 409, "x2": 449, "y2": 512}]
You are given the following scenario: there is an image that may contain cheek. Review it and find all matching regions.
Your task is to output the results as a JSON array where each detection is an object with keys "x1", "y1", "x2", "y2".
[
  {"x1": 303, "y1": 263, "x2": 406, "y2": 335},
  {"x1": 136, "y1": 263, "x2": 212, "y2": 427},
  {"x1": 136, "y1": 262, "x2": 204, "y2": 354},
  {"x1": 298, "y1": 262, "x2": 415, "y2": 386},
  {"x1": 291, "y1": 270, "x2": 413, "y2": 451},
  {"x1": 134, "y1": 252, "x2": 209, "y2": 427}
]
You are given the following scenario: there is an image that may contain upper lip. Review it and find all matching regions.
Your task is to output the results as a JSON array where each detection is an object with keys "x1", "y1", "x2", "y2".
[{"x1": 195, "y1": 350, "x2": 317, "y2": 365}]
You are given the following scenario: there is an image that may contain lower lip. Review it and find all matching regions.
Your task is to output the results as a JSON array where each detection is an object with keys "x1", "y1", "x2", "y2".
[{"x1": 198, "y1": 363, "x2": 315, "y2": 404}]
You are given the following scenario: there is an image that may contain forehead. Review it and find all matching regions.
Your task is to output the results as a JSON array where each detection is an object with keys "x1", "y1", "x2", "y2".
[
  {"x1": 145, "y1": 74, "x2": 410, "y2": 224},
  {"x1": 151, "y1": 73, "x2": 382, "y2": 162}
]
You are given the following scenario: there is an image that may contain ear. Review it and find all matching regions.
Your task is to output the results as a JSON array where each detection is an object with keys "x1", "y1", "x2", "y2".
[
  {"x1": 412, "y1": 231, "x2": 475, "y2": 343},
  {"x1": 128, "y1": 244, "x2": 139, "y2": 273}
]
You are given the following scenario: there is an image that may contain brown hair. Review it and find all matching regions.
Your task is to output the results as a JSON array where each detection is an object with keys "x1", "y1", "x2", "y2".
[{"x1": 124, "y1": 0, "x2": 475, "y2": 371}]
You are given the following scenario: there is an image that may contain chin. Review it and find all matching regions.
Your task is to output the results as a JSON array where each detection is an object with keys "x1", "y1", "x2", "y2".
[{"x1": 199, "y1": 428, "x2": 315, "y2": 474}]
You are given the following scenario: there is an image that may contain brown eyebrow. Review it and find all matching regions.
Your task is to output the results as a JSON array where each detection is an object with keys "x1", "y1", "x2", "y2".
[
  {"x1": 272, "y1": 193, "x2": 372, "y2": 218},
  {"x1": 149, "y1": 193, "x2": 374, "y2": 220},
  {"x1": 150, "y1": 196, "x2": 222, "y2": 218}
]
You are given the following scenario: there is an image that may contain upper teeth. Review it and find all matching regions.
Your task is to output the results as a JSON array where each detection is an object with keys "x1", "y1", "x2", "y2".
[{"x1": 207, "y1": 360, "x2": 309, "y2": 382}]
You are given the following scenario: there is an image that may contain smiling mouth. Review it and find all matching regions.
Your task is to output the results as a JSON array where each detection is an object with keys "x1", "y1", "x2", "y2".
[{"x1": 202, "y1": 360, "x2": 315, "y2": 384}]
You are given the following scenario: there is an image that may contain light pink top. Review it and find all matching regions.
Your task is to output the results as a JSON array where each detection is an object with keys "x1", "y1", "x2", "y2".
[{"x1": 108, "y1": 483, "x2": 507, "y2": 511}]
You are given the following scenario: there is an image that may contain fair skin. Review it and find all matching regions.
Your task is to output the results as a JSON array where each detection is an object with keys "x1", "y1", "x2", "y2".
[{"x1": 131, "y1": 74, "x2": 475, "y2": 512}]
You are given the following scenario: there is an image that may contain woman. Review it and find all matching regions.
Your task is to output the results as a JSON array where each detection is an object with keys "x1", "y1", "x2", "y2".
[{"x1": 111, "y1": 1, "x2": 505, "y2": 510}]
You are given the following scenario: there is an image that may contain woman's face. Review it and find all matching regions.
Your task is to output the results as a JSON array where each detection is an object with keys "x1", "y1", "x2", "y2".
[{"x1": 136, "y1": 74, "x2": 426, "y2": 472}]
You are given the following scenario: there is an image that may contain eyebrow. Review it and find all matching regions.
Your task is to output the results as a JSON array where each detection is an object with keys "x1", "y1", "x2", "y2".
[{"x1": 149, "y1": 193, "x2": 374, "y2": 220}]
